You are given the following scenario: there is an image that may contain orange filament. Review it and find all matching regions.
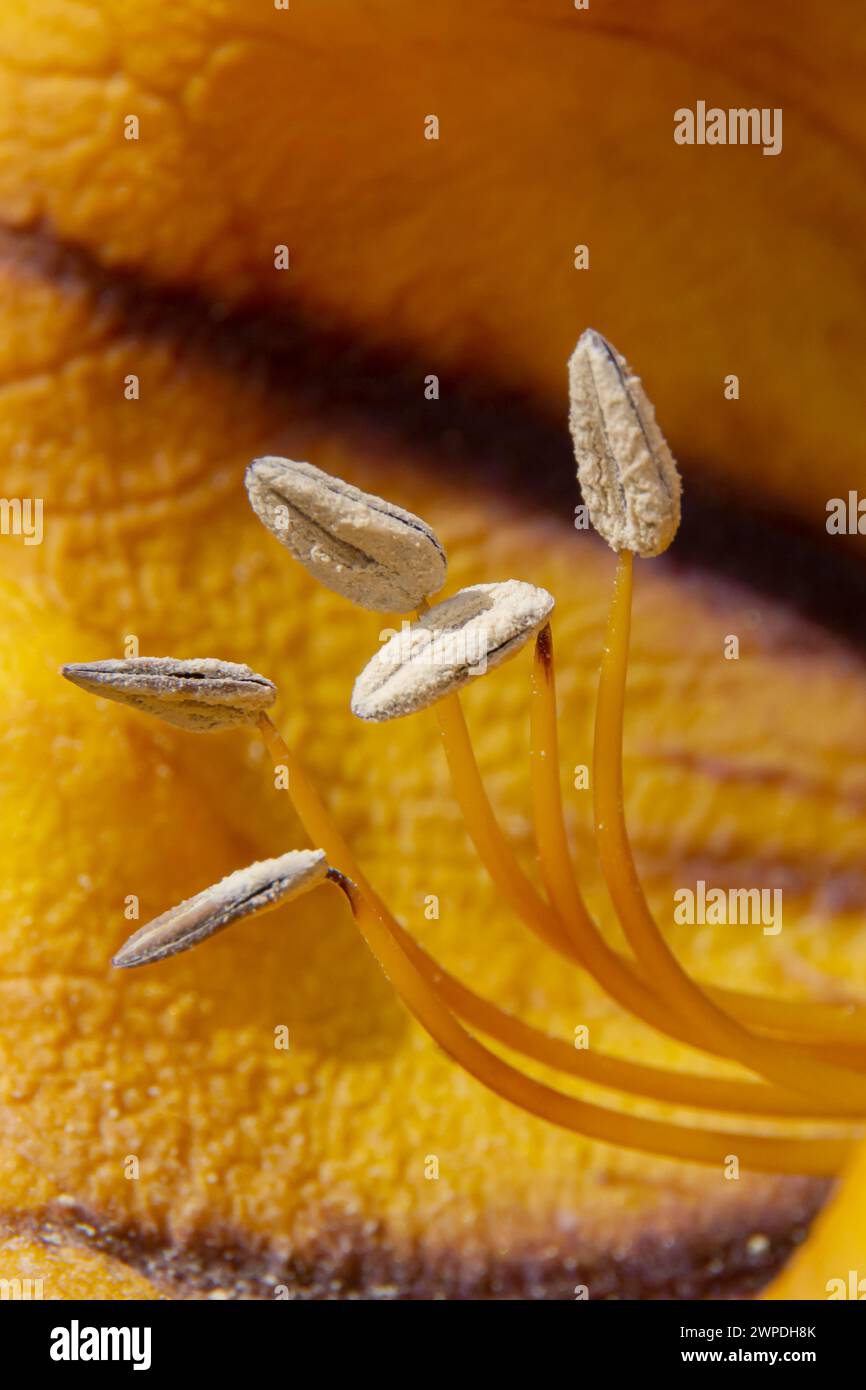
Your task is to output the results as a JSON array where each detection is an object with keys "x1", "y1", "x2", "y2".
[
  {"x1": 527, "y1": 624, "x2": 862, "y2": 1119},
  {"x1": 433, "y1": 639, "x2": 866, "y2": 1113},
  {"x1": 593, "y1": 550, "x2": 866, "y2": 1110},
  {"x1": 442, "y1": 657, "x2": 866, "y2": 1083},
  {"x1": 392, "y1": 928, "x2": 859, "y2": 1121},
  {"x1": 433, "y1": 692, "x2": 574, "y2": 957},
  {"x1": 255, "y1": 715, "x2": 852, "y2": 1173},
  {"x1": 533, "y1": 622, "x2": 866, "y2": 1053},
  {"x1": 428, "y1": 634, "x2": 865, "y2": 1118},
  {"x1": 436, "y1": 691, "x2": 725, "y2": 1051},
  {"x1": 529, "y1": 622, "x2": 597, "y2": 944},
  {"x1": 528, "y1": 625, "x2": 738, "y2": 1043}
]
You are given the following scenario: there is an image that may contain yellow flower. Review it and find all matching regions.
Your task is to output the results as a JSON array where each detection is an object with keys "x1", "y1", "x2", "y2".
[{"x1": 1, "y1": 1, "x2": 865, "y2": 1298}]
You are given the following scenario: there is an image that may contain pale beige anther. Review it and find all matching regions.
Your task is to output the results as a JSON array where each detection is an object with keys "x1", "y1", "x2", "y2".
[
  {"x1": 245, "y1": 456, "x2": 447, "y2": 613},
  {"x1": 61, "y1": 657, "x2": 276, "y2": 732},
  {"x1": 351, "y1": 580, "x2": 555, "y2": 721},
  {"x1": 568, "y1": 329, "x2": 681, "y2": 558},
  {"x1": 112, "y1": 849, "x2": 329, "y2": 967}
]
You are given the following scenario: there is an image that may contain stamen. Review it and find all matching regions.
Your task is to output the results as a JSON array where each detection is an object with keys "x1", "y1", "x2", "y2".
[
  {"x1": 531, "y1": 626, "x2": 866, "y2": 1053},
  {"x1": 393, "y1": 926, "x2": 860, "y2": 1121},
  {"x1": 433, "y1": 693, "x2": 574, "y2": 956},
  {"x1": 529, "y1": 622, "x2": 596, "y2": 943},
  {"x1": 430, "y1": 630, "x2": 864, "y2": 1118},
  {"x1": 594, "y1": 551, "x2": 866, "y2": 1109},
  {"x1": 324, "y1": 854, "x2": 848, "y2": 1176},
  {"x1": 61, "y1": 657, "x2": 276, "y2": 731},
  {"x1": 245, "y1": 456, "x2": 446, "y2": 612},
  {"x1": 255, "y1": 716, "x2": 854, "y2": 1167},
  {"x1": 351, "y1": 581, "x2": 554, "y2": 721},
  {"x1": 568, "y1": 328, "x2": 681, "y2": 558},
  {"x1": 112, "y1": 850, "x2": 328, "y2": 967},
  {"x1": 66, "y1": 395, "x2": 866, "y2": 1188}
]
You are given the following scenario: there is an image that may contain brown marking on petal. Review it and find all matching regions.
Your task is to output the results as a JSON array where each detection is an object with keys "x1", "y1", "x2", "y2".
[{"x1": 0, "y1": 1179, "x2": 826, "y2": 1300}]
